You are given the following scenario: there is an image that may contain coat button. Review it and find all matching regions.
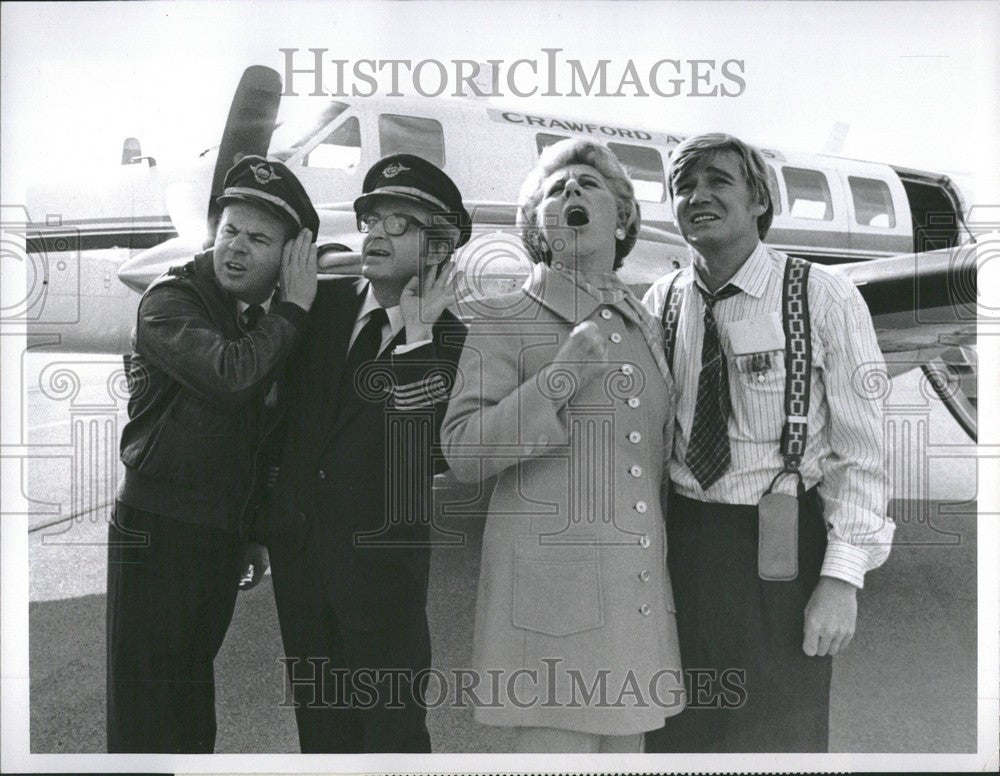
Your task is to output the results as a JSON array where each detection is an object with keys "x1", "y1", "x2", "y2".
[
  {"x1": 318, "y1": 469, "x2": 326, "y2": 480},
  {"x1": 758, "y1": 373, "x2": 766, "y2": 382},
  {"x1": 600, "y1": 308, "x2": 613, "y2": 320},
  {"x1": 639, "y1": 535, "x2": 650, "y2": 549},
  {"x1": 639, "y1": 604, "x2": 651, "y2": 616},
  {"x1": 627, "y1": 397, "x2": 640, "y2": 408},
  {"x1": 629, "y1": 465, "x2": 643, "y2": 478},
  {"x1": 297, "y1": 511, "x2": 307, "y2": 523},
  {"x1": 635, "y1": 501, "x2": 648, "y2": 513},
  {"x1": 609, "y1": 332, "x2": 623, "y2": 344},
  {"x1": 621, "y1": 363, "x2": 634, "y2": 375},
  {"x1": 628, "y1": 431, "x2": 641, "y2": 444},
  {"x1": 639, "y1": 569, "x2": 651, "y2": 582}
]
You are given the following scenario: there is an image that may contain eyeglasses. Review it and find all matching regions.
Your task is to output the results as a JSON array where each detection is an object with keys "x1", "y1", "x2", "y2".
[{"x1": 357, "y1": 212, "x2": 428, "y2": 236}]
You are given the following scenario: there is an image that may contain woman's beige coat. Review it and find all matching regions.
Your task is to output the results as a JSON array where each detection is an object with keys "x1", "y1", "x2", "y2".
[{"x1": 442, "y1": 263, "x2": 685, "y2": 735}]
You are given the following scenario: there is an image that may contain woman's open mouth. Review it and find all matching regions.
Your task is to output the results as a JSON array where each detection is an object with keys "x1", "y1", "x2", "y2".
[{"x1": 564, "y1": 204, "x2": 591, "y2": 227}]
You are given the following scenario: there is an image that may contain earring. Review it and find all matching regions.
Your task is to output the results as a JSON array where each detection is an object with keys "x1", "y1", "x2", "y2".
[{"x1": 615, "y1": 227, "x2": 626, "y2": 240}]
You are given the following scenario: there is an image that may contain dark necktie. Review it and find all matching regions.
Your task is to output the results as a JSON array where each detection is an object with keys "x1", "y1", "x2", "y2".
[
  {"x1": 239, "y1": 304, "x2": 265, "y2": 332},
  {"x1": 685, "y1": 283, "x2": 741, "y2": 491},
  {"x1": 340, "y1": 307, "x2": 388, "y2": 401}
]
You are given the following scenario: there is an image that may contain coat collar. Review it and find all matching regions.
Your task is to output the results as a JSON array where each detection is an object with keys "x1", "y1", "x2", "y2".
[
  {"x1": 193, "y1": 249, "x2": 216, "y2": 284},
  {"x1": 521, "y1": 262, "x2": 601, "y2": 324}
]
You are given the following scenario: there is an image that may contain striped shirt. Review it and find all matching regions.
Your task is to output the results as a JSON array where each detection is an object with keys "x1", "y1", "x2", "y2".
[{"x1": 642, "y1": 243, "x2": 893, "y2": 588}]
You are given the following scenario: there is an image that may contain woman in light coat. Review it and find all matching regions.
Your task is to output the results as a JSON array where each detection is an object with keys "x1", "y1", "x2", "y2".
[{"x1": 441, "y1": 138, "x2": 684, "y2": 753}]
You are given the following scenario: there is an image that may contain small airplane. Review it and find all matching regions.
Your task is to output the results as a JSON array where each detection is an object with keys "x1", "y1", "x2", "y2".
[{"x1": 20, "y1": 65, "x2": 978, "y2": 439}]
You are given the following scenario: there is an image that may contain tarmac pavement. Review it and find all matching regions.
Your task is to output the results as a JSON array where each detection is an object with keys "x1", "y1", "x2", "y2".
[{"x1": 23, "y1": 362, "x2": 980, "y2": 753}]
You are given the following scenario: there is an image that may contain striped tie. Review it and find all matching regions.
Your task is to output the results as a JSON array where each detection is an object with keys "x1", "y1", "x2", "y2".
[{"x1": 685, "y1": 283, "x2": 741, "y2": 491}]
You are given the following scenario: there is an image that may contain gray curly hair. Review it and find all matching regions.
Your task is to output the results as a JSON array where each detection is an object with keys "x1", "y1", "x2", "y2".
[{"x1": 516, "y1": 138, "x2": 641, "y2": 270}]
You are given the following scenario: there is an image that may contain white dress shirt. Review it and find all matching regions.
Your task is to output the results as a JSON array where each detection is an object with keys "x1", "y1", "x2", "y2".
[
  {"x1": 349, "y1": 283, "x2": 430, "y2": 355},
  {"x1": 236, "y1": 296, "x2": 271, "y2": 321},
  {"x1": 643, "y1": 242, "x2": 893, "y2": 588}
]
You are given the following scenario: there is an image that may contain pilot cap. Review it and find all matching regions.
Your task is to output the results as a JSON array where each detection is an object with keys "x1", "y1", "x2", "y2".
[
  {"x1": 217, "y1": 155, "x2": 320, "y2": 236},
  {"x1": 354, "y1": 154, "x2": 471, "y2": 247}
]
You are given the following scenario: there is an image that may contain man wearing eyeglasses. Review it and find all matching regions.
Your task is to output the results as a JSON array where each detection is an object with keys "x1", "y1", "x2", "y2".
[{"x1": 263, "y1": 154, "x2": 470, "y2": 753}]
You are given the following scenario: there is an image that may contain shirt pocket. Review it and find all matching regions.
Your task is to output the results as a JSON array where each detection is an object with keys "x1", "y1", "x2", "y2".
[
  {"x1": 512, "y1": 539, "x2": 604, "y2": 637},
  {"x1": 733, "y1": 348, "x2": 786, "y2": 389},
  {"x1": 729, "y1": 348, "x2": 787, "y2": 441}
]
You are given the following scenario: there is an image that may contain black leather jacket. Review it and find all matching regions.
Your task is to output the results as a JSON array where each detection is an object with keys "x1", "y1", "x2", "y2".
[{"x1": 117, "y1": 250, "x2": 307, "y2": 533}]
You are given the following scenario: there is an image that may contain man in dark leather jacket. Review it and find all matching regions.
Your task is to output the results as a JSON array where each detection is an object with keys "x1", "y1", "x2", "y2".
[{"x1": 106, "y1": 156, "x2": 319, "y2": 753}]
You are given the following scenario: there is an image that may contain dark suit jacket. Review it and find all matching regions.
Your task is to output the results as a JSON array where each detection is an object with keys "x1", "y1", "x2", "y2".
[{"x1": 265, "y1": 276, "x2": 467, "y2": 629}]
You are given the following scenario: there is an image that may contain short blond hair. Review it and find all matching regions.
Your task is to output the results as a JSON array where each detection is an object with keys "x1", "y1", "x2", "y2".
[{"x1": 667, "y1": 133, "x2": 774, "y2": 240}]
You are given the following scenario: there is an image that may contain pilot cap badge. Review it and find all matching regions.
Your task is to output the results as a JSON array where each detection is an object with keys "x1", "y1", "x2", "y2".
[
  {"x1": 381, "y1": 162, "x2": 410, "y2": 179},
  {"x1": 250, "y1": 162, "x2": 282, "y2": 185}
]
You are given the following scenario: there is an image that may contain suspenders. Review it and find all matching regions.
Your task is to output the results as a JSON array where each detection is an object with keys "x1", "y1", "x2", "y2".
[
  {"x1": 660, "y1": 255, "x2": 813, "y2": 491},
  {"x1": 778, "y1": 256, "x2": 812, "y2": 493}
]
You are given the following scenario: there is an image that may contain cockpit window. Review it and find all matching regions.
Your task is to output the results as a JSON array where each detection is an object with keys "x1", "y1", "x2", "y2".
[
  {"x1": 269, "y1": 100, "x2": 350, "y2": 161},
  {"x1": 378, "y1": 114, "x2": 445, "y2": 167},
  {"x1": 303, "y1": 117, "x2": 361, "y2": 169}
]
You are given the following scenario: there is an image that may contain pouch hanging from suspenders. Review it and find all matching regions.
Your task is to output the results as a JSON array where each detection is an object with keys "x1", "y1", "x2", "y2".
[
  {"x1": 659, "y1": 256, "x2": 813, "y2": 580},
  {"x1": 758, "y1": 256, "x2": 812, "y2": 581}
]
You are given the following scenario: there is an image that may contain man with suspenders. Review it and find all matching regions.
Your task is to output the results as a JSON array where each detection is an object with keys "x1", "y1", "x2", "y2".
[{"x1": 642, "y1": 134, "x2": 893, "y2": 752}]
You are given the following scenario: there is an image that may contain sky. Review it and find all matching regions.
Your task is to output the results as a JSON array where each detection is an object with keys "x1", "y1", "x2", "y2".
[{"x1": 2, "y1": 0, "x2": 998, "y2": 208}]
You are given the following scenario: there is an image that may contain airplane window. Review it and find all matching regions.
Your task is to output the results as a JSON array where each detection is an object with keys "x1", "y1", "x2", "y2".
[
  {"x1": 849, "y1": 176, "x2": 896, "y2": 228},
  {"x1": 608, "y1": 143, "x2": 666, "y2": 202},
  {"x1": 303, "y1": 117, "x2": 361, "y2": 169},
  {"x1": 766, "y1": 165, "x2": 782, "y2": 215},
  {"x1": 536, "y1": 133, "x2": 569, "y2": 154},
  {"x1": 270, "y1": 100, "x2": 350, "y2": 161},
  {"x1": 379, "y1": 115, "x2": 445, "y2": 167},
  {"x1": 783, "y1": 167, "x2": 834, "y2": 221}
]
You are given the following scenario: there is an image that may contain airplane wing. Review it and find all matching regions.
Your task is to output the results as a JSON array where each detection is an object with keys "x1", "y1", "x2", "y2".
[{"x1": 832, "y1": 247, "x2": 977, "y2": 439}]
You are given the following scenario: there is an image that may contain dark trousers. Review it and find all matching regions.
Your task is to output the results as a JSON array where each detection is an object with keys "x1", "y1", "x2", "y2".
[
  {"x1": 106, "y1": 501, "x2": 242, "y2": 753},
  {"x1": 645, "y1": 489, "x2": 833, "y2": 753},
  {"x1": 267, "y1": 536, "x2": 432, "y2": 753}
]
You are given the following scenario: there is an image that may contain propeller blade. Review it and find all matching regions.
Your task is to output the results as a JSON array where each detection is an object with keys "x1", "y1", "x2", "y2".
[{"x1": 205, "y1": 65, "x2": 282, "y2": 245}]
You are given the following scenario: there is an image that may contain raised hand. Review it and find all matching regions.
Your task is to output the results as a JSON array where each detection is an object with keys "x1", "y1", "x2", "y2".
[
  {"x1": 540, "y1": 321, "x2": 609, "y2": 403},
  {"x1": 400, "y1": 260, "x2": 464, "y2": 343},
  {"x1": 280, "y1": 228, "x2": 318, "y2": 311}
]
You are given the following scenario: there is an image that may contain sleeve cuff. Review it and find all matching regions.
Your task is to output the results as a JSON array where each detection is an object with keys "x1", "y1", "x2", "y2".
[
  {"x1": 394, "y1": 338, "x2": 432, "y2": 355},
  {"x1": 515, "y1": 372, "x2": 570, "y2": 451},
  {"x1": 270, "y1": 300, "x2": 309, "y2": 334},
  {"x1": 820, "y1": 541, "x2": 870, "y2": 589}
]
